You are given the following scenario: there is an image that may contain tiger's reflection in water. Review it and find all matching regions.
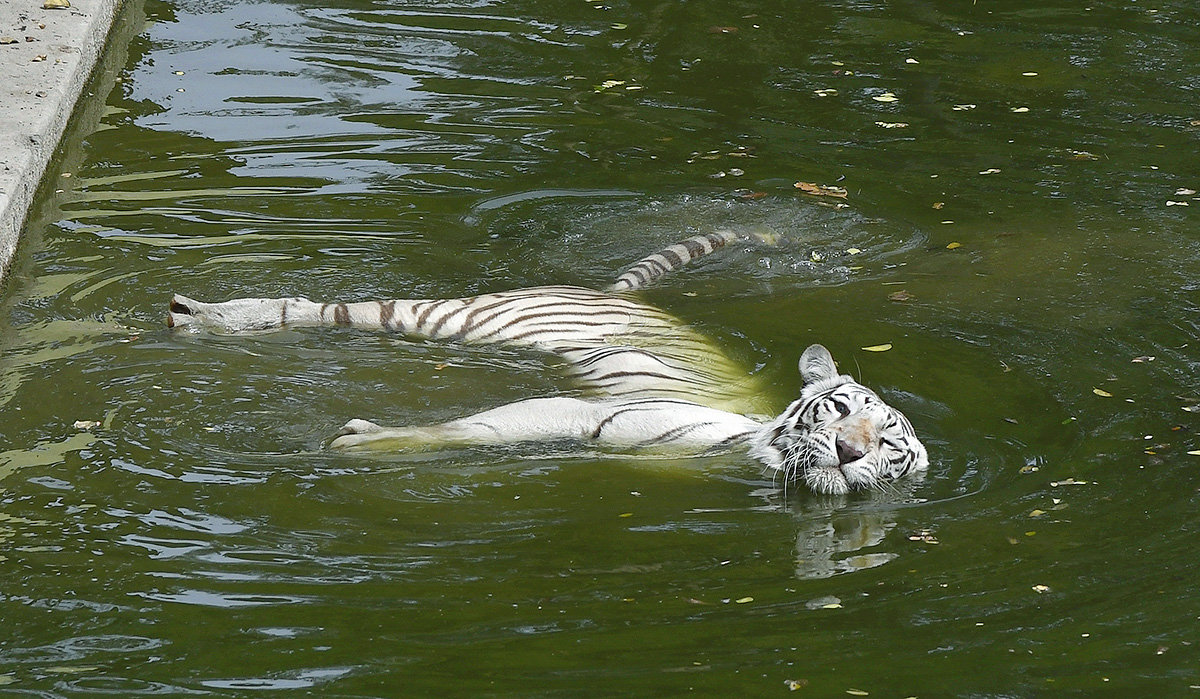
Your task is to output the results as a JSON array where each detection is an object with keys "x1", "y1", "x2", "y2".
[{"x1": 767, "y1": 479, "x2": 925, "y2": 579}]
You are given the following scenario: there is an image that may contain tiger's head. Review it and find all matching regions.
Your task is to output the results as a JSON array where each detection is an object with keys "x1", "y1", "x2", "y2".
[{"x1": 750, "y1": 344, "x2": 928, "y2": 496}]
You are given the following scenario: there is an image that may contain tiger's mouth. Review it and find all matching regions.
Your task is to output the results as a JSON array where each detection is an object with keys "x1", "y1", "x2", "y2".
[
  {"x1": 799, "y1": 465, "x2": 853, "y2": 496},
  {"x1": 779, "y1": 439, "x2": 882, "y2": 496}
]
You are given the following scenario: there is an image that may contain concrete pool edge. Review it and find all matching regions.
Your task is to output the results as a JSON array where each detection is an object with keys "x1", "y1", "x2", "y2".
[{"x1": 0, "y1": 0, "x2": 122, "y2": 283}]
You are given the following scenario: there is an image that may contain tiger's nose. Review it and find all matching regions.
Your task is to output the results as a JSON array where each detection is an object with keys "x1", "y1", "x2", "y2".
[{"x1": 836, "y1": 437, "x2": 864, "y2": 465}]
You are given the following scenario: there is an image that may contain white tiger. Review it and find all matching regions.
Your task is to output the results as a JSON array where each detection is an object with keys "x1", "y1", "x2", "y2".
[{"x1": 167, "y1": 231, "x2": 928, "y2": 495}]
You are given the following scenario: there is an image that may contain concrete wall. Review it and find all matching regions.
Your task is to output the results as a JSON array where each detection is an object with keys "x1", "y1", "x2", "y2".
[{"x1": 0, "y1": 0, "x2": 122, "y2": 283}]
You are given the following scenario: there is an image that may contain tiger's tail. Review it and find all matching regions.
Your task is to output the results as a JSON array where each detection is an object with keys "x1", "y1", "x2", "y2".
[{"x1": 607, "y1": 230, "x2": 768, "y2": 293}]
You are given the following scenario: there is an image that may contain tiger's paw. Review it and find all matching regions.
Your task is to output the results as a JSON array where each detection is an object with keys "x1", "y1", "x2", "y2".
[
  {"x1": 166, "y1": 295, "x2": 205, "y2": 329},
  {"x1": 167, "y1": 294, "x2": 309, "y2": 333},
  {"x1": 329, "y1": 419, "x2": 385, "y2": 450},
  {"x1": 337, "y1": 419, "x2": 383, "y2": 437}
]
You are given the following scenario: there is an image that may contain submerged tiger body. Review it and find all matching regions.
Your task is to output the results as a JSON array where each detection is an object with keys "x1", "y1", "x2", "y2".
[{"x1": 168, "y1": 231, "x2": 929, "y2": 495}]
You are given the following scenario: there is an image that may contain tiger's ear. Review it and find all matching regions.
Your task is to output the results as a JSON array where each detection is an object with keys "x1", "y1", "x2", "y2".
[{"x1": 798, "y1": 344, "x2": 839, "y2": 385}]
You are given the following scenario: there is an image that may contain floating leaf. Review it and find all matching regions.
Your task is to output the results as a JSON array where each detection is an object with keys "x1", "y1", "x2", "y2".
[
  {"x1": 847, "y1": 690, "x2": 870, "y2": 697},
  {"x1": 72, "y1": 420, "x2": 101, "y2": 430},
  {"x1": 1051, "y1": 478, "x2": 1090, "y2": 486},
  {"x1": 905, "y1": 58, "x2": 919, "y2": 64},
  {"x1": 846, "y1": 247, "x2": 862, "y2": 255},
  {"x1": 794, "y1": 182, "x2": 847, "y2": 198},
  {"x1": 1011, "y1": 106, "x2": 1030, "y2": 113},
  {"x1": 888, "y1": 290, "x2": 914, "y2": 302},
  {"x1": 814, "y1": 88, "x2": 839, "y2": 97},
  {"x1": 1031, "y1": 584, "x2": 1051, "y2": 593},
  {"x1": 873, "y1": 92, "x2": 898, "y2": 103},
  {"x1": 43, "y1": 0, "x2": 70, "y2": 8},
  {"x1": 861, "y1": 343, "x2": 892, "y2": 352},
  {"x1": 618, "y1": 512, "x2": 633, "y2": 518},
  {"x1": 1029, "y1": 509, "x2": 1046, "y2": 517},
  {"x1": 594, "y1": 79, "x2": 626, "y2": 93},
  {"x1": 1092, "y1": 388, "x2": 1113, "y2": 397},
  {"x1": 946, "y1": 242, "x2": 962, "y2": 249},
  {"x1": 735, "y1": 596, "x2": 754, "y2": 604},
  {"x1": 0, "y1": 36, "x2": 18, "y2": 45},
  {"x1": 611, "y1": 23, "x2": 627, "y2": 30},
  {"x1": 908, "y1": 529, "x2": 939, "y2": 544},
  {"x1": 932, "y1": 201, "x2": 945, "y2": 209}
]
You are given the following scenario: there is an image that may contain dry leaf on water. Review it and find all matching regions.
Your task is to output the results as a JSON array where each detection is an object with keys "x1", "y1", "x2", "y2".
[{"x1": 794, "y1": 182, "x2": 847, "y2": 198}]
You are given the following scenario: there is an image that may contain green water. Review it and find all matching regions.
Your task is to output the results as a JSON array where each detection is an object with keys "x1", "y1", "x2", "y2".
[{"x1": 2, "y1": 0, "x2": 1198, "y2": 695}]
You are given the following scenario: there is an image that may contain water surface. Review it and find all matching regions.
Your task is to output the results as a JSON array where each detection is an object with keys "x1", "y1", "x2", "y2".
[{"x1": 1, "y1": 0, "x2": 1198, "y2": 695}]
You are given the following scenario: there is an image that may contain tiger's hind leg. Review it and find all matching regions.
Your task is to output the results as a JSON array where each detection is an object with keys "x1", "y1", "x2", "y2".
[
  {"x1": 168, "y1": 295, "x2": 314, "y2": 334},
  {"x1": 168, "y1": 293, "x2": 456, "y2": 337}
]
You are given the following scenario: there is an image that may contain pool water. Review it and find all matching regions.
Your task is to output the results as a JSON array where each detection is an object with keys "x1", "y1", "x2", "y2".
[{"x1": 1, "y1": 0, "x2": 1198, "y2": 695}]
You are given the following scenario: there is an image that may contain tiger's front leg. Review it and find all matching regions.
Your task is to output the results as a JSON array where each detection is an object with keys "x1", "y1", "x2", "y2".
[
  {"x1": 329, "y1": 397, "x2": 611, "y2": 451},
  {"x1": 328, "y1": 397, "x2": 762, "y2": 452}
]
